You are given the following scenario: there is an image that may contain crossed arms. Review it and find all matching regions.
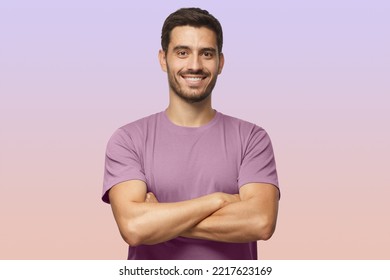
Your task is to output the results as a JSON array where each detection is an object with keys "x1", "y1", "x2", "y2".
[{"x1": 108, "y1": 179, "x2": 279, "y2": 247}]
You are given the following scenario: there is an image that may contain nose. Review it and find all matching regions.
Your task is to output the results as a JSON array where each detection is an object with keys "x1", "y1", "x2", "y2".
[{"x1": 187, "y1": 54, "x2": 202, "y2": 71}]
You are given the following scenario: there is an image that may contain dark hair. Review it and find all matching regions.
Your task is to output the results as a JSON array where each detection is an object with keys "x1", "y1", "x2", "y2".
[{"x1": 161, "y1": 7, "x2": 223, "y2": 54}]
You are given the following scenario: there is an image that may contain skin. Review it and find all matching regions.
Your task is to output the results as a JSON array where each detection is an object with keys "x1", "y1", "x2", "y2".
[
  {"x1": 161, "y1": 26, "x2": 223, "y2": 105},
  {"x1": 109, "y1": 25, "x2": 279, "y2": 247},
  {"x1": 160, "y1": 26, "x2": 224, "y2": 127}
]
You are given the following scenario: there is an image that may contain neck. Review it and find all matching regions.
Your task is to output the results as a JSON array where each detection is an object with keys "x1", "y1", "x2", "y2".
[{"x1": 165, "y1": 94, "x2": 215, "y2": 127}]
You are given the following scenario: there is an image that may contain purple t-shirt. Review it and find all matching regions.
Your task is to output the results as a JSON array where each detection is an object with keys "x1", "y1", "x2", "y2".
[{"x1": 102, "y1": 111, "x2": 279, "y2": 260}]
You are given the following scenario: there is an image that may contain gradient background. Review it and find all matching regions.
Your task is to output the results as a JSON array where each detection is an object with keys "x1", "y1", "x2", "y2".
[{"x1": 1, "y1": 0, "x2": 389, "y2": 259}]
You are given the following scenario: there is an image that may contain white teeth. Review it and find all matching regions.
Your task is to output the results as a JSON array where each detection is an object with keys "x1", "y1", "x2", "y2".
[{"x1": 185, "y1": 77, "x2": 202, "y2": 81}]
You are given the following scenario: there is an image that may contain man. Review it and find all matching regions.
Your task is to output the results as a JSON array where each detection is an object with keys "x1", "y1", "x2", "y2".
[{"x1": 102, "y1": 7, "x2": 280, "y2": 260}]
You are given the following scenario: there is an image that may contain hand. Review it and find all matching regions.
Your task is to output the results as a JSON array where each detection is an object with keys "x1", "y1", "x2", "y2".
[{"x1": 145, "y1": 192, "x2": 159, "y2": 203}]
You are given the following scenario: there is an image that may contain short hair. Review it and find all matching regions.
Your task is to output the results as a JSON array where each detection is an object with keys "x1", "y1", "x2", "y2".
[{"x1": 161, "y1": 7, "x2": 223, "y2": 54}]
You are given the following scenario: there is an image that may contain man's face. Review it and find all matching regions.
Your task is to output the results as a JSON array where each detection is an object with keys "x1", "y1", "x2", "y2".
[{"x1": 159, "y1": 26, "x2": 224, "y2": 103}]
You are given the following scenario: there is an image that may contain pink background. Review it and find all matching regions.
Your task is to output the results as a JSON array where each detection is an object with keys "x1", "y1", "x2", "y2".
[{"x1": 1, "y1": 0, "x2": 389, "y2": 259}]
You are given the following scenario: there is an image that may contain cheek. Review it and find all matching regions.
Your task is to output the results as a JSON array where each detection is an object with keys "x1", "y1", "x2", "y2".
[{"x1": 206, "y1": 61, "x2": 221, "y2": 74}]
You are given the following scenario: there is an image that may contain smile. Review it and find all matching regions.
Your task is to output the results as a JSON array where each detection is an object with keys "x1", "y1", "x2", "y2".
[
  {"x1": 181, "y1": 75, "x2": 207, "y2": 84},
  {"x1": 184, "y1": 77, "x2": 203, "y2": 81}
]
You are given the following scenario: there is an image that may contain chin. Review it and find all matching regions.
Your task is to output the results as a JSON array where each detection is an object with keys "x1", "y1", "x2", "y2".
[{"x1": 175, "y1": 90, "x2": 211, "y2": 103}]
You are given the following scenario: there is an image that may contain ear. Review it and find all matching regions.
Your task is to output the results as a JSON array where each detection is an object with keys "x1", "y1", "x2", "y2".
[
  {"x1": 158, "y1": 49, "x2": 167, "y2": 72},
  {"x1": 218, "y1": 52, "x2": 225, "y2": 74}
]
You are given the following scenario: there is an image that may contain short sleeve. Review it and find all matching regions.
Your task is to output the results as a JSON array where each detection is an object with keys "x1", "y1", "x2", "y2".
[
  {"x1": 237, "y1": 126, "x2": 279, "y2": 194},
  {"x1": 102, "y1": 128, "x2": 146, "y2": 203}
]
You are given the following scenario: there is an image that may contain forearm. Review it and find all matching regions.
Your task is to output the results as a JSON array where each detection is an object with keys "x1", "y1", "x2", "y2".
[
  {"x1": 181, "y1": 185, "x2": 279, "y2": 243},
  {"x1": 114, "y1": 192, "x2": 232, "y2": 246},
  {"x1": 181, "y1": 200, "x2": 264, "y2": 242}
]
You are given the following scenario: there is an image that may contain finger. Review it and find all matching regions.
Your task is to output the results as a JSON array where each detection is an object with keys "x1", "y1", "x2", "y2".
[{"x1": 147, "y1": 192, "x2": 159, "y2": 203}]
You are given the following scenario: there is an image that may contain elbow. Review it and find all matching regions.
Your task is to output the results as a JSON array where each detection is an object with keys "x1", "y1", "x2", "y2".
[
  {"x1": 258, "y1": 227, "x2": 275, "y2": 241},
  {"x1": 120, "y1": 220, "x2": 145, "y2": 247},
  {"x1": 254, "y1": 216, "x2": 277, "y2": 241},
  {"x1": 123, "y1": 233, "x2": 142, "y2": 247}
]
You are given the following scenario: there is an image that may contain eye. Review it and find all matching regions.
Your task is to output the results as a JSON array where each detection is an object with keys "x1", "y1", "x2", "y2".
[
  {"x1": 177, "y1": 50, "x2": 188, "y2": 57},
  {"x1": 202, "y1": 51, "x2": 214, "y2": 58}
]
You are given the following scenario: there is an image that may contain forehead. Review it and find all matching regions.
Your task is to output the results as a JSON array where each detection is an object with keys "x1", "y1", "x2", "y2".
[{"x1": 169, "y1": 26, "x2": 218, "y2": 50}]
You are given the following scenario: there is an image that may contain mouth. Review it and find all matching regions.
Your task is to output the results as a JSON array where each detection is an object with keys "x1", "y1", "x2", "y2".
[{"x1": 181, "y1": 74, "x2": 207, "y2": 86}]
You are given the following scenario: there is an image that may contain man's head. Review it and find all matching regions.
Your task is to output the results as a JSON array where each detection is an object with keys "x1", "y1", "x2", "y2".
[
  {"x1": 161, "y1": 7, "x2": 223, "y2": 54},
  {"x1": 159, "y1": 8, "x2": 224, "y2": 104}
]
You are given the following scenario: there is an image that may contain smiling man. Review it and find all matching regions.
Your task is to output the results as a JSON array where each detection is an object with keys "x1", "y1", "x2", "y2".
[{"x1": 102, "y1": 7, "x2": 280, "y2": 260}]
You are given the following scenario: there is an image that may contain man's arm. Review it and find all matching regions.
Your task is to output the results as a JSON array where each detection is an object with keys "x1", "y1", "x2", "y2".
[
  {"x1": 108, "y1": 180, "x2": 240, "y2": 246},
  {"x1": 180, "y1": 183, "x2": 279, "y2": 243}
]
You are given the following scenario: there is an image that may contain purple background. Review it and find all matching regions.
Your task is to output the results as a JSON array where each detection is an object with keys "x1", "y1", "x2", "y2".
[{"x1": 1, "y1": 0, "x2": 389, "y2": 259}]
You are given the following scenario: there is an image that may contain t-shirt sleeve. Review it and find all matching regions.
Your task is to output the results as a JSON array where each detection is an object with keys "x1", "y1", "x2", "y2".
[
  {"x1": 237, "y1": 126, "x2": 279, "y2": 194},
  {"x1": 102, "y1": 127, "x2": 146, "y2": 204}
]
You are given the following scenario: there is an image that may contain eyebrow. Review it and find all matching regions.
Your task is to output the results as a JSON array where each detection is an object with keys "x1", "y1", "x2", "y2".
[
  {"x1": 200, "y1": 48, "x2": 217, "y2": 54},
  {"x1": 172, "y1": 45, "x2": 191, "y2": 52},
  {"x1": 172, "y1": 45, "x2": 217, "y2": 53}
]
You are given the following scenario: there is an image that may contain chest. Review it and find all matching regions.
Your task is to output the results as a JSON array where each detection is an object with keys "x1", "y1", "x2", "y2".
[{"x1": 143, "y1": 131, "x2": 242, "y2": 202}]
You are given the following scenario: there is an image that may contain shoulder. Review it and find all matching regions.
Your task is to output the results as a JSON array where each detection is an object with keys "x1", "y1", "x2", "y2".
[
  {"x1": 119, "y1": 112, "x2": 161, "y2": 135},
  {"x1": 107, "y1": 112, "x2": 162, "y2": 146},
  {"x1": 219, "y1": 112, "x2": 268, "y2": 137},
  {"x1": 217, "y1": 113, "x2": 274, "y2": 152}
]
